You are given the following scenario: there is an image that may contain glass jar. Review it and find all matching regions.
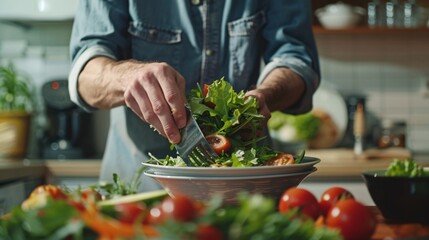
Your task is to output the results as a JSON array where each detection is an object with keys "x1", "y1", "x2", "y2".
[{"x1": 377, "y1": 119, "x2": 407, "y2": 148}]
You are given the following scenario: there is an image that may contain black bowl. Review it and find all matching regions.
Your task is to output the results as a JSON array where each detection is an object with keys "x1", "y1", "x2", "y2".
[{"x1": 362, "y1": 170, "x2": 429, "y2": 223}]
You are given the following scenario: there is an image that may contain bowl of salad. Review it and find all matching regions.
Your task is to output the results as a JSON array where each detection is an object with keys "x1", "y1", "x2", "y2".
[
  {"x1": 143, "y1": 78, "x2": 319, "y2": 204},
  {"x1": 362, "y1": 159, "x2": 429, "y2": 223}
]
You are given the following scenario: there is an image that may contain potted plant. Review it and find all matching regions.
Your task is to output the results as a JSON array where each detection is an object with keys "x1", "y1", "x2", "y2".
[{"x1": 0, "y1": 64, "x2": 34, "y2": 158}]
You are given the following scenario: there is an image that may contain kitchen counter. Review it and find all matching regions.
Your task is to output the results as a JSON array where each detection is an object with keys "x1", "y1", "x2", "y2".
[
  {"x1": 0, "y1": 159, "x2": 100, "y2": 184},
  {"x1": 0, "y1": 159, "x2": 46, "y2": 183},
  {"x1": 306, "y1": 148, "x2": 428, "y2": 180}
]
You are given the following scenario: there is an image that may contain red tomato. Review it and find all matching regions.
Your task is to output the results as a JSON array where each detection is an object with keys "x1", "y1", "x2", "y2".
[
  {"x1": 203, "y1": 84, "x2": 209, "y2": 97},
  {"x1": 266, "y1": 153, "x2": 295, "y2": 166},
  {"x1": 205, "y1": 134, "x2": 232, "y2": 155},
  {"x1": 319, "y1": 187, "x2": 354, "y2": 216},
  {"x1": 278, "y1": 187, "x2": 321, "y2": 221},
  {"x1": 326, "y1": 199, "x2": 376, "y2": 240},
  {"x1": 115, "y1": 202, "x2": 147, "y2": 224},
  {"x1": 196, "y1": 224, "x2": 223, "y2": 240},
  {"x1": 160, "y1": 195, "x2": 197, "y2": 222},
  {"x1": 147, "y1": 205, "x2": 165, "y2": 225}
]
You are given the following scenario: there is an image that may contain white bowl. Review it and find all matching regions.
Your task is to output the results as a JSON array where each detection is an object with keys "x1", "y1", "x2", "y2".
[
  {"x1": 315, "y1": 2, "x2": 366, "y2": 29},
  {"x1": 144, "y1": 167, "x2": 317, "y2": 205}
]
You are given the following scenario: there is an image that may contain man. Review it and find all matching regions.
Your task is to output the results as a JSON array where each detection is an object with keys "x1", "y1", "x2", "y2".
[{"x1": 68, "y1": 1, "x2": 320, "y2": 191}]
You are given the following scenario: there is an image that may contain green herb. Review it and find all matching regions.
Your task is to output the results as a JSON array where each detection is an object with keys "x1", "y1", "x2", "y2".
[
  {"x1": 0, "y1": 64, "x2": 33, "y2": 112},
  {"x1": 94, "y1": 166, "x2": 145, "y2": 197},
  {"x1": 0, "y1": 198, "x2": 86, "y2": 240},
  {"x1": 386, "y1": 159, "x2": 428, "y2": 177}
]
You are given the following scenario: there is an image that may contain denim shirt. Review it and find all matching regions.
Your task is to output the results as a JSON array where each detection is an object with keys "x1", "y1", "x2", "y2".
[{"x1": 68, "y1": 0, "x2": 319, "y2": 190}]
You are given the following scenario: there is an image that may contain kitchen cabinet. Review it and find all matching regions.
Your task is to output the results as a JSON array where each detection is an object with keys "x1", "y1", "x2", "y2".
[{"x1": 0, "y1": 159, "x2": 45, "y2": 214}]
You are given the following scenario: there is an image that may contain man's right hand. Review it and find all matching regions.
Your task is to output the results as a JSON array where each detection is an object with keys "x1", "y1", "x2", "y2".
[{"x1": 78, "y1": 58, "x2": 187, "y2": 144}]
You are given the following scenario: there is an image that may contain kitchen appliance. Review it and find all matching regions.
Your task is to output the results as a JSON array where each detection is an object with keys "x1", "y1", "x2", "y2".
[{"x1": 40, "y1": 79, "x2": 93, "y2": 159}]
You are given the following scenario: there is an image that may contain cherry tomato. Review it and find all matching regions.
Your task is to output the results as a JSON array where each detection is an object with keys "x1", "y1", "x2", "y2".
[
  {"x1": 205, "y1": 134, "x2": 232, "y2": 155},
  {"x1": 265, "y1": 153, "x2": 295, "y2": 166},
  {"x1": 326, "y1": 199, "x2": 376, "y2": 240},
  {"x1": 147, "y1": 205, "x2": 165, "y2": 225},
  {"x1": 196, "y1": 224, "x2": 223, "y2": 240},
  {"x1": 203, "y1": 84, "x2": 209, "y2": 97},
  {"x1": 278, "y1": 187, "x2": 321, "y2": 221},
  {"x1": 319, "y1": 187, "x2": 354, "y2": 216},
  {"x1": 115, "y1": 202, "x2": 147, "y2": 224},
  {"x1": 159, "y1": 195, "x2": 197, "y2": 222}
]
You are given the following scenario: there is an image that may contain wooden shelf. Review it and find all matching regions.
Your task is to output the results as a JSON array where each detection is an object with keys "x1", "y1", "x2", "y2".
[{"x1": 313, "y1": 26, "x2": 429, "y2": 35}]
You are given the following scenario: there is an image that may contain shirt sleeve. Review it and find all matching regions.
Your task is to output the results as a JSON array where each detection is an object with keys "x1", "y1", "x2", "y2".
[
  {"x1": 258, "y1": 0, "x2": 320, "y2": 114},
  {"x1": 68, "y1": 0, "x2": 130, "y2": 112}
]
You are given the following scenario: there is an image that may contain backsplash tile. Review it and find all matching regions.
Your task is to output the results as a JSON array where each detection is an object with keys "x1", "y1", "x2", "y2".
[{"x1": 316, "y1": 32, "x2": 429, "y2": 152}]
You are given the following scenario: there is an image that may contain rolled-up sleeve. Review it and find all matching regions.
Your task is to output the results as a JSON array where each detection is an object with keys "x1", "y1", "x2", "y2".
[
  {"x1": 258, "y1": 0, "x2": 320, "y2": 114},
  {"x1": 68, "y1": 0, "x2": 130, "y2": 112}
]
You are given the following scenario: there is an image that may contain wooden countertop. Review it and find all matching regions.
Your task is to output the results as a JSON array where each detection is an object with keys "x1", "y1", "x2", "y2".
[
  {"x1": 1, "y1": 148, "x2": 427, "y2": 183},
  {"x1": 0, "y1": 159, "x2": 46, "y2": 182},
  {"x1": 0, "y1": 159, "x2": 101, "y2": 183}
]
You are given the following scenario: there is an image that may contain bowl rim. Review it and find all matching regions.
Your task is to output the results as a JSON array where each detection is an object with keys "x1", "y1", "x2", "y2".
[
  {"x1": 362, "y1": 169, "x2": 429, "y2": 179},
  {"x1": 145, "y1": 167, "x2": 317, "y2": 180},
  {"x1": 142, "y1": 156, "x2": 320, "y2": 177}
]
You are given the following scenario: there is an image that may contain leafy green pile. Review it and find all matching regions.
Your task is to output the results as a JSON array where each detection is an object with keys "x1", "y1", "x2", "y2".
[
  {"x1": 189, "y1": 78, "x2": 265, "y2": 147},
  {"x1": 386, "y1": 159, "x2": 428, "y2": 177},
  {"x1": 157, "y1": 78, "x2": 287, "y2": 167}
]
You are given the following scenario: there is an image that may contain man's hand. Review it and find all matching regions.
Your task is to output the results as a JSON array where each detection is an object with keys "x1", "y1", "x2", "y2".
[
  {"x1": 122, "y1": 62, "x2": 187, "y2": 144},
  {"x1": 78, "y1": 58, "x2": 187, "y2": 144}
]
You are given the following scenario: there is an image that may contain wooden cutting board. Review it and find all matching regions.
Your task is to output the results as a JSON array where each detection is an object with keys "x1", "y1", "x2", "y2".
[{"x1": 306, "y1": 147, "x2": 412, "y2": 162}]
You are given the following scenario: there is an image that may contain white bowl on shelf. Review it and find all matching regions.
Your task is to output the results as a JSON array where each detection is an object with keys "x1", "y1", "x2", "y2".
[{"x1": 315, "y1": 2, "x2": 366, "y2": 29}]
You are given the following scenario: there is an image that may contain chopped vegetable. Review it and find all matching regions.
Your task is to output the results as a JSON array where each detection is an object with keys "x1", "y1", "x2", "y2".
[{"x1": 386, "y1": 159, "x2": 428, "y2": 177}]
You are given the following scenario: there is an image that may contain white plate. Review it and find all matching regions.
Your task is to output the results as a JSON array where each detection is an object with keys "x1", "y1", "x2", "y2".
[
  {"x1": 142, "y1": 157, "x2": 320, "y2": 177},
  {"x1": 312, "y1": 84, "x2": 348, "y2": 147}
]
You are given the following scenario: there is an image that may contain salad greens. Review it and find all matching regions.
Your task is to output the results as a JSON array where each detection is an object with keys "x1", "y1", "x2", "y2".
[
  {"x1": 154, "y1": 78, "x2": 299, "y2": 167},
  {"x1": 189, "y1": 77, "x2": 264, "y2": 147},
  {"x1": 386, "y1": 158, "x2": 428, "y2": 177}
]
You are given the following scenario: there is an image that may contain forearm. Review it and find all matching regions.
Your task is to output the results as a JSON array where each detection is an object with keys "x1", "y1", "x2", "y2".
[
  {"x1": 257, "y1": 67, "x2": 306, "y2": 112},
  {"x1": 78, "y1": 57, "x2": 137, "y2": 109}
]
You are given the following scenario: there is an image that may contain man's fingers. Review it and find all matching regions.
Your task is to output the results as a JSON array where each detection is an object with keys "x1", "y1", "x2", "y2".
[{"x1": 143, "y1": 73, "x2": 181, "y2": 144}]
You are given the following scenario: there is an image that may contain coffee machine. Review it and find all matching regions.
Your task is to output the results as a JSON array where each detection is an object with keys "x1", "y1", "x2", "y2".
[{"x1": 40, "y1": 80, "x2": 93, "y2": 159}]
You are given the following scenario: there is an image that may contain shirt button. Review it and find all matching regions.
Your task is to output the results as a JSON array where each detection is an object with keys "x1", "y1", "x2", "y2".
[
  {"x1": 205, "y1": 49, "x2": 214, "y2": 56},
  {"x1": 191, "y1": 0, "x2": 200, "y2": 5}
]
